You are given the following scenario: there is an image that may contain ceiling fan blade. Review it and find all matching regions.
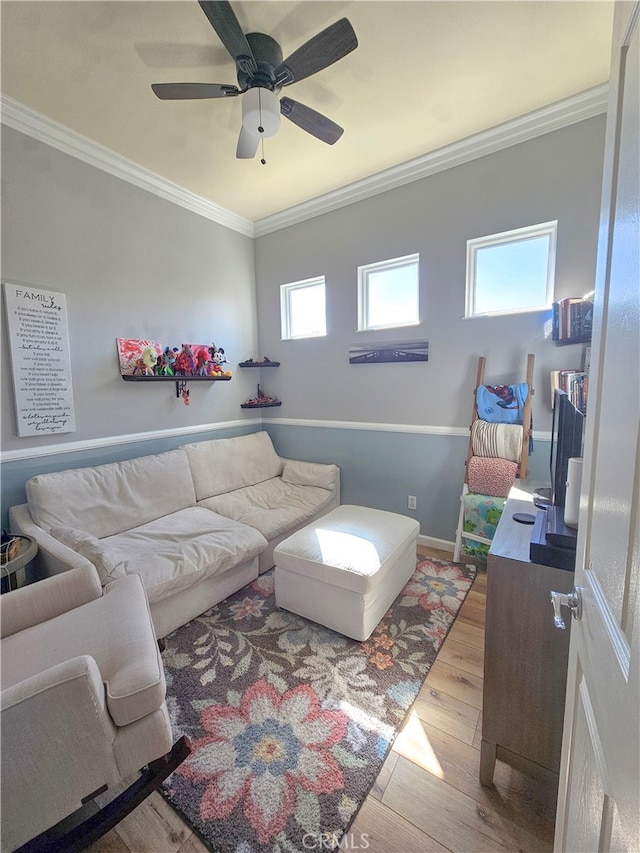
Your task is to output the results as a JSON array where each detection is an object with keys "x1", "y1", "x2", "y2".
[
  {"x1": 275, "y1": 18, "x2": 357, "y2": 86},
  {"x1": 198, "y1": 1, "x2": 256, "y2": 74},
  {"x1": 151, "y1": 82, "x2": 240, "y2": 99},
  {"x1": 236, "y1": 126, "x2": 259, "y2": 159},
  {"x1": 280, "y1": 97, "x2": 344, "y2": 145}
]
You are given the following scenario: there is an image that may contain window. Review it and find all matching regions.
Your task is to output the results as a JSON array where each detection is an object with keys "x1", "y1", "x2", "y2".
[
  {"x1": 280, "y1": 276, "x2": 326, "y2": 340},
  {"x1": 357, "y1": 253, "x2": 420, "y2": 331},
  {"x1": 465, "y1": 221, "x2": 557, "y2": 318}
]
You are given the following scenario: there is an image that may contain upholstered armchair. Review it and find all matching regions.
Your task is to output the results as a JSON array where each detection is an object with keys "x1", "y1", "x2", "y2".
[{"x1": 1, "y1": 565, "x2": 189, "y2": 852}]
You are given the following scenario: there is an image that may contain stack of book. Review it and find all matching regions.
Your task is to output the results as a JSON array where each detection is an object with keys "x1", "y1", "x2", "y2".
[
  {"x1": 552, "y1": 296, "x2": 594, "y2": 342},
  {"x1": 550, "y1": 369, "x2": 589, "y2": 413}
]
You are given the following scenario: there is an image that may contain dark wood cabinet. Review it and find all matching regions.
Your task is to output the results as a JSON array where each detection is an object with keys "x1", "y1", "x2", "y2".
[{"x1": 480, "y1": 493, "x2": 573, "y2": 786}]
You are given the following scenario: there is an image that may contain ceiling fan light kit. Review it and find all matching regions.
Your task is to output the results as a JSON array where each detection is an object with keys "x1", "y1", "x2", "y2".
[
  {"x1": 152, "y1": 0, "x2": 358, "y2": 160},
  {"x1": 242, "y1": 87, "x2": 280, "y2": 139}
]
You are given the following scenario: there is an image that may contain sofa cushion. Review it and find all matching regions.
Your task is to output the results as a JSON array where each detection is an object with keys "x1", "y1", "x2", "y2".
[
  {"x1": 26, "y1": 449, "x2": 196, "y2": 538},
  {"x1": 182, "y1": 432, "x2": 282, "y2": 500},
  {"x1": 94, "y1": 507, "x2": 266, "y2": 603},
  {"x1": 281, "y1": 459, "x2": 339, "y2": 490},
  {"x1": 197, "y1": 477, "x2": 336, "y2": 541}
]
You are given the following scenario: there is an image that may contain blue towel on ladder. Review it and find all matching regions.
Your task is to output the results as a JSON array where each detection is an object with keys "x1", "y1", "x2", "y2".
[{"x1": 476, "y1": 383, "x2": 528, "y2": 425}]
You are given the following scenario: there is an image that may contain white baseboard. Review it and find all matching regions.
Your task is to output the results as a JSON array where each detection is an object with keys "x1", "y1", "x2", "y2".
[{"x1": 417, "y1": 533, "x2": 455, "y2": 555}]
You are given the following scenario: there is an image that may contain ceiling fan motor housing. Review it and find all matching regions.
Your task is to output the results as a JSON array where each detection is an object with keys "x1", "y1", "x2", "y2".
[{"x1": 238, "y1": 33, "x2": 283, "y2": 91}]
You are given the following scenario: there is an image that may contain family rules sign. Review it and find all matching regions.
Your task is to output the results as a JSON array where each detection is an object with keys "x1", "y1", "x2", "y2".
[{"x1": 4, "y1": 283, "x2": 76, "y2": 436}]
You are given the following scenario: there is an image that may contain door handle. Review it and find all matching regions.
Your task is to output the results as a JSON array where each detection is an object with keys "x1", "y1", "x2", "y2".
[{"x1": 550, "y1": 587, "x2": 583, "y2": 629}]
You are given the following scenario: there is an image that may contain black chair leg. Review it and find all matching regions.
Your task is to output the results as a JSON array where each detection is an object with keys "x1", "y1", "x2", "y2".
[{"x1": 16, "y1": 736, "x2": 191, "y2": 853}]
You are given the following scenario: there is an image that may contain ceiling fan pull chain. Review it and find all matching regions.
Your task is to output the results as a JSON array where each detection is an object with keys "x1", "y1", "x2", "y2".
[
  {"x1": 257, "y1": 88, "x2": 265, "y2": 135},
  {"x1": 260, "y1": 138, "x2": 266, "y2": 166}
]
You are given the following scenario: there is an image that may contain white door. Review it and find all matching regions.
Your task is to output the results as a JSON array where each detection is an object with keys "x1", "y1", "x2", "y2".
[{"x1": 554, "y1": 3, "x2": 640, "y2": 851}]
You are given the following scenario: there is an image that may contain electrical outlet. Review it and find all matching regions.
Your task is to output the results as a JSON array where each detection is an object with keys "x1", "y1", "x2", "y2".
[{"x1": 408, "y1": 495, "x2": 417, "y2": 510}]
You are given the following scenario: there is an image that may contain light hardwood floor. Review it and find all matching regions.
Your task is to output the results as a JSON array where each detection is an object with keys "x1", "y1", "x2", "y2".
[{"x1": 89, "y1": 548, "x2": 557, "y2": 853}]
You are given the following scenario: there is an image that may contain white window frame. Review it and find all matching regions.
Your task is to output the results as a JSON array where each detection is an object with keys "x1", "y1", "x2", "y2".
[
  {"x1": 357, "y1": 253, "x2": 420, "y2": 332},
  {"x1": 280, "y1": 276, "x2": 326, "y2": 340},
  {"x1": 465, "y1": 221, "x2": 557, "y2": 318}
]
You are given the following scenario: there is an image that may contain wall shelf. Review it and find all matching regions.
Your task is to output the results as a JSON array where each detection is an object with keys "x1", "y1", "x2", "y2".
[
  {"x1": 121, "y1": 375, "x2": 231, "y2": 382},
  {"x1": 241, "y1": 401, "x2": 282, "y2": 409},
  {"x1": 121, "y1": 373, "x2": 231, "y2": 399},
  {"x1": 239, "y1": 362, "x2": 281, "y2": 409},
  {"x1": 553, "y1": 335, "x2": 591, "y2": 346},
  {"x1": 239, "y1": 361, "x2": 280, "y2": 368}
]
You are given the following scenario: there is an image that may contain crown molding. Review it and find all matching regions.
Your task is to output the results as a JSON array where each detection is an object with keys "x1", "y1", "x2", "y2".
[
  {"x1": 0, "y1": 95, "x2": 255, "y2": 238},
  {"x1": 2, "y1": 85, "x2": 608, "y2": 239},
  {"x1": 254, "y1": 84, "x2": 609, "y2": 236}
]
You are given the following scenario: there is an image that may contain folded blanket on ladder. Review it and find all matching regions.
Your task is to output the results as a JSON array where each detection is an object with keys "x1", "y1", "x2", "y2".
[
  {"x1": 476, "y1": 382, "x2": 528, "y2": 424},
  {"x1": 467, "y1": 456, "x2": 518, "y2": 498},
  {"x1": 462, "y1": 492, "x2": 507, "y2": 555},
  {"x1": 470, "y1": 420, "x2": 523, "y2": 463}
]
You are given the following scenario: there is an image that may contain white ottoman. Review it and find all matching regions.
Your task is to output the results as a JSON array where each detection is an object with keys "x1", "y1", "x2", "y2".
[{"x1": 274, "y1": 505, "x2": 420, "y2": 641}]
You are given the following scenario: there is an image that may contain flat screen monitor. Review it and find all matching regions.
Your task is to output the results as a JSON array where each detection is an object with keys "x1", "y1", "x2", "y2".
[{"x1": 550, "y1": 389, "x2": 584, "y2": 507}]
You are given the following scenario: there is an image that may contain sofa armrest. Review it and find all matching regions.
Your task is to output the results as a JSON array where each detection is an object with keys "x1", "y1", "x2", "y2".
[
  {"x1": 1, "y1": 656, "x2": 118, "y2": 850},
  {"x1": 280, "y1": 458, "x2": 340, "y2": 495},
  {"x1": 9, "y1": 503, "x2": 96, "y2": 576},
  {"x1": 0, "y1": 565, "x2": 103, "y2": 639}
]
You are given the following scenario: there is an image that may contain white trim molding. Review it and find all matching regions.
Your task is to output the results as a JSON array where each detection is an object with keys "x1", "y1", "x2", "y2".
[
  {"x1": 2, "y1": 85, "x2": 607, "y2": 239},
  {"x1": 0, "y1": 95, "x2": 254, "y2": 238},
  {"x1": 0, "y1": 418, "x2": 262, "y2": 463},
  {"x1": 264, "y1": 417, "x2": 551, "y2": 442},
  {"x1": 254, "y1": 84, "x2": 609, "y2": 236},
  {"x1": 264, "y1": 417, "x2": 470, "y2": 437},
  {"x1": 0, "y1": 416, "x2": 551, "y2": 464}
]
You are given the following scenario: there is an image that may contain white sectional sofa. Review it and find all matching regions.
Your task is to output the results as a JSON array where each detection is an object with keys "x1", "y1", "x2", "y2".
[{"x1": 9, "y1": 431, "x2": 340, "y2": 637}]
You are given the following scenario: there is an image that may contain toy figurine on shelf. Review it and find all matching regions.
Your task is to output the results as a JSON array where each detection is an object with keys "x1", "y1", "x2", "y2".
[
  {"x1": 241, "y1": 383, "x2": 281, "y2": 408},
  {"x1": 193, "y1": 346, "x2": 209, "y2": 376},
  {"x1": 207, "y1": 342, "x2": 232, "y2": 377},
  {"x1": 174, "y1": 344, "x2": 196, "y2": 376},
  {"x1": 238, "y1": 356, "x2": 280, "y2": 367},
  {"x1": 131, "y1": 356, "x2": 147, "y2": 375},
  {"x1": 132, "y1": 345, "x2": 157, "y2": 376},
  {"x1": 163, "y1": 347, "x2": 178, "y2": 376}
]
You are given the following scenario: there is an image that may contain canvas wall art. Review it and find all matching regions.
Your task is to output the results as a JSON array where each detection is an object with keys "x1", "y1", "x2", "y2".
[{"x1": 349, "y1": 340, "x2": 429, "y2": 364}]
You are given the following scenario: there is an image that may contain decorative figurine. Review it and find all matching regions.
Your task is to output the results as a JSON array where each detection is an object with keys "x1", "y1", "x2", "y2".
[
  {"x1": 190, "y1": 345, "x2": 209, "y2": 376},
  {"x1": 174, "y1": 344, "x2": 196, "y2": 376},
  {"x1": 207, "y1": 342, "x2": 230, "y2": 375},
  {"x1": 241, "y1": 384, "x2": 280, "y2": 407},
  {"x1": 163, "y1": 347, "x2": 178, "y2": 376}
]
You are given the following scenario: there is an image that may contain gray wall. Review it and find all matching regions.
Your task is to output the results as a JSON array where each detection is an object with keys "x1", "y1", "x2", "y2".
[
  {"x1": 254, "y1": 117, "x2": 606, "y2": 432},
  {"x1": 1, "y1": 126, "x2": 260, "y2": 454},
  {"x1": 253, "y1": 116, "x2": 605, "y2": 541},
  {"x1": 1, "y1": 116, "x2": 606, "y2": 543}
]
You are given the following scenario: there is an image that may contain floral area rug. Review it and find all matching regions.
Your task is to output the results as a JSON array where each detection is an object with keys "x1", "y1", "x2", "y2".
[{"x1": 161, "y1": 558, "x2": 476, "y2": 853}]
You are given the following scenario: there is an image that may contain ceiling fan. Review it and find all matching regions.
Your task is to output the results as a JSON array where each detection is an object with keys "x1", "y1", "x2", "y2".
[{"x1": 152, "y1": 1, "x2": 358, "y2": 160}]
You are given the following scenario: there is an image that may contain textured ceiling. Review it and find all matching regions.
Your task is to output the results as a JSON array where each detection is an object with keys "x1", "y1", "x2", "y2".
[{"x1": 1, "y1": 1, "x2": 614, "y2": 222}]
